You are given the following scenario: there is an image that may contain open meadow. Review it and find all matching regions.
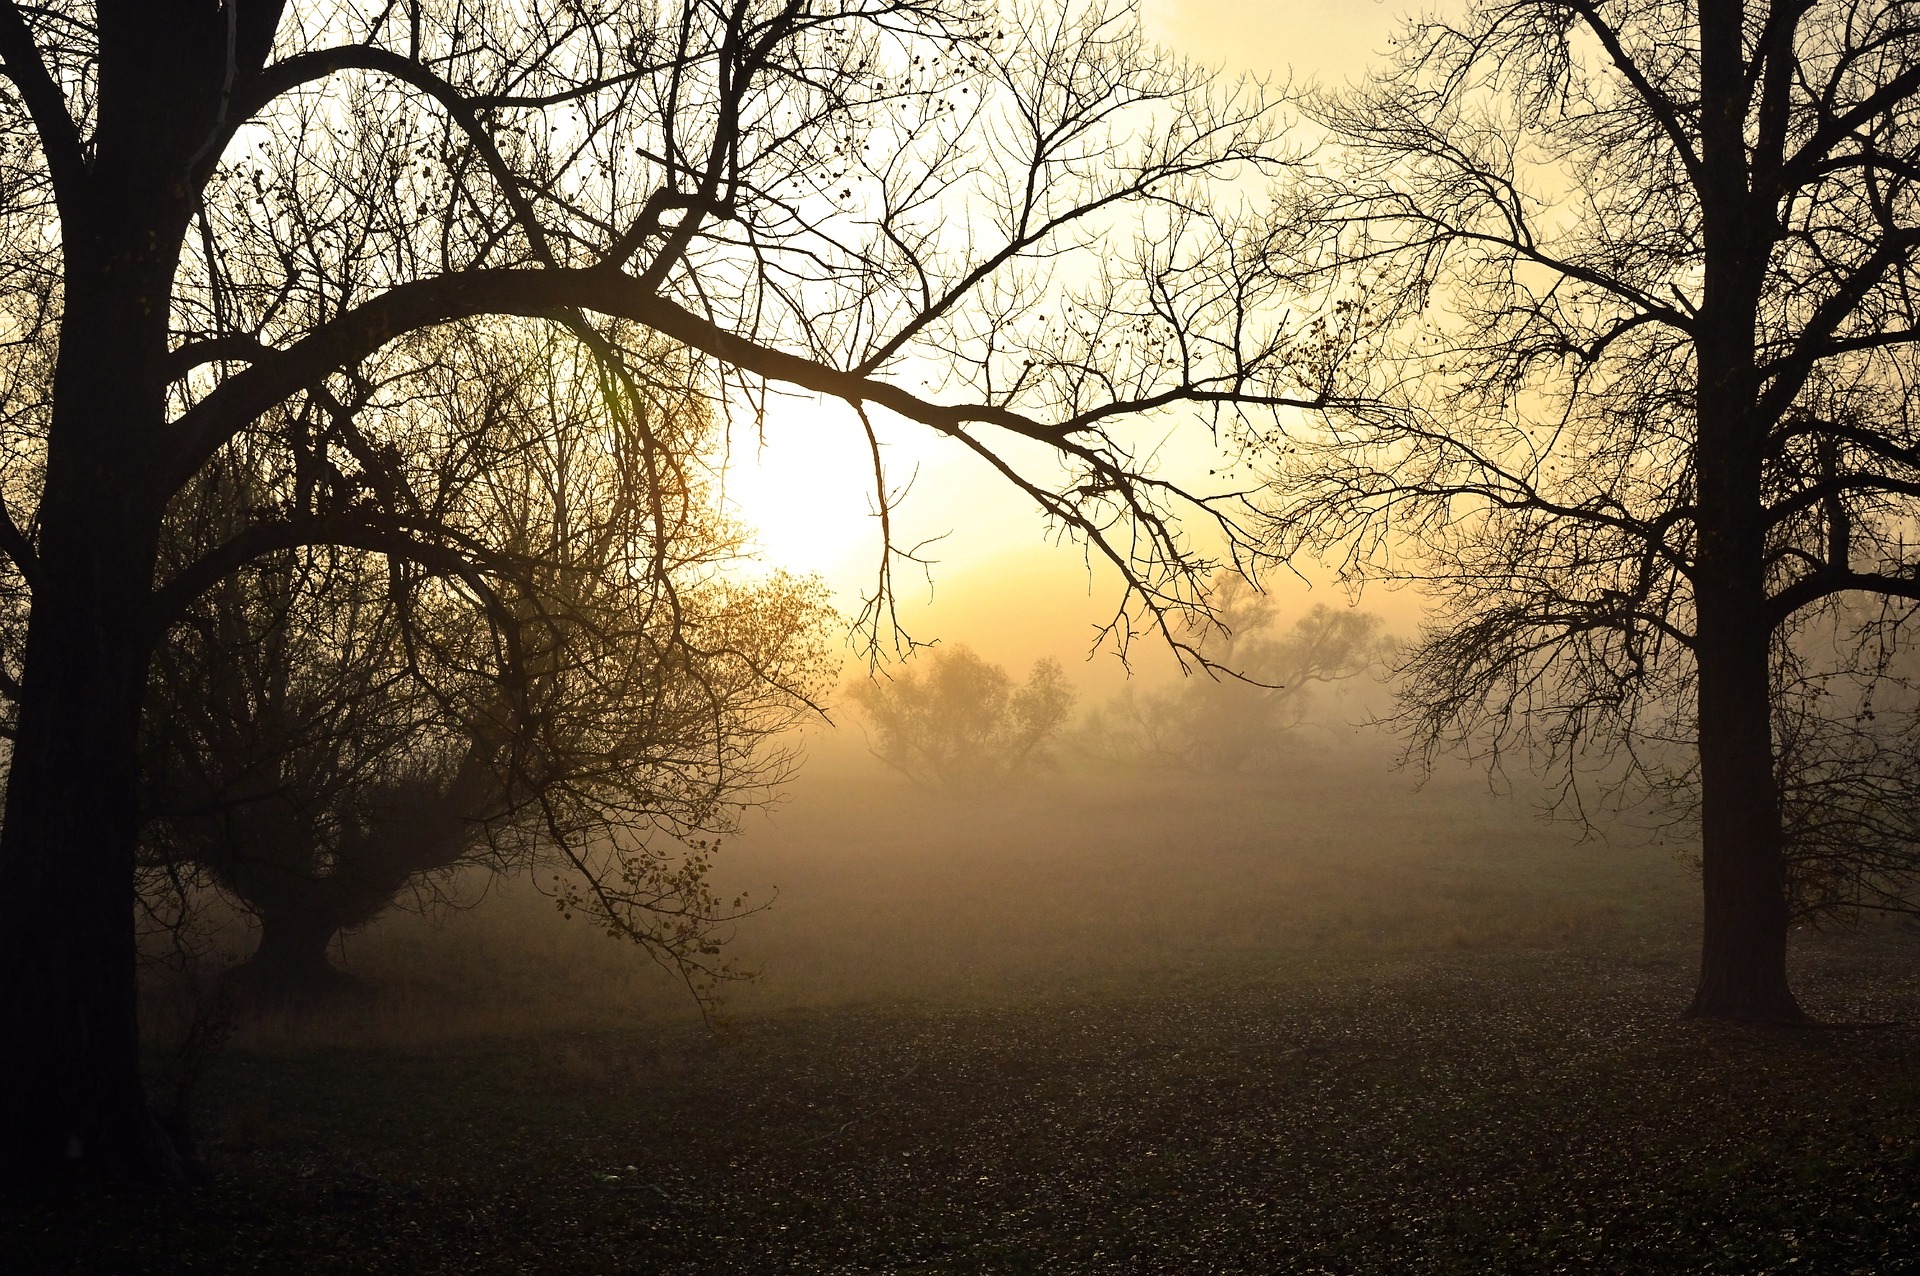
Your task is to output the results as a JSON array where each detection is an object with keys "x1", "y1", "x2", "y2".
[{"x1": 8, "y1": 735, "x2": 1920, "y2": 1273}]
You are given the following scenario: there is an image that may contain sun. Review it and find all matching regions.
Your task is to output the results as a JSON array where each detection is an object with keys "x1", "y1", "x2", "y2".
[
  {"x1": 720, "y1": 394, "x2": 891, "y2": 587},
  {"x1": 720, "y1": 392, "x2": 1106, "y2": 612}
]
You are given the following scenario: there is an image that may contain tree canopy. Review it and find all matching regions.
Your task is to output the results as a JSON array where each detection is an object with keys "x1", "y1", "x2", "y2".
[{"x1": 849, "y1": 645, "x2": 1075, "y2": 789}]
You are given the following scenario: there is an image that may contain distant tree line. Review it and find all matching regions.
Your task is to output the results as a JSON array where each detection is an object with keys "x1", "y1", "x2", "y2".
[
  {"x1": 849, "y1": 583, "x2": 1391, "y2": 788},
  {"x1": 1079, "y1": 580, "x2": 1392, "y2": 772}
]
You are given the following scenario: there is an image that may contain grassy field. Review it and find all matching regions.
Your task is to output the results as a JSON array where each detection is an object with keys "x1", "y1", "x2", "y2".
[{"x1": 10, "y1": 739, "x2": 1920, "y2": 1273}]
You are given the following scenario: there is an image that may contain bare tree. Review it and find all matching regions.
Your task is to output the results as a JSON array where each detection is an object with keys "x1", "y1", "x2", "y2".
[
  {"x1": 139, "y1": 322, "x2": 832, "y2": 1006},
  {"x1": 1079, "y1": 580, "x2": 1390, "y2": 771},
  {"x1": 1263, "y1": 0, "x2": 1920, "y2": 1021},
  {"x1": 0, "y1": 1, "x2": 1315, "y2": 1184},
  {"x1": 848, "y1": 645, "x2": 1075, "y2": 789}
]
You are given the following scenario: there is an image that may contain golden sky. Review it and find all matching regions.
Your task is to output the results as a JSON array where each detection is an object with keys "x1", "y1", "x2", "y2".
[
  {"x1": 727, "y1": 1, "x2": 1425, "y2": 681},
  {"x1": 1145, "y1": 0, "x2": 1413, "y2": 84}
]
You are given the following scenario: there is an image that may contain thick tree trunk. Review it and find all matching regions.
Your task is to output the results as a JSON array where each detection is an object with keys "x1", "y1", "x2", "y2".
[
  {"x1": 0, "y1": 500, "x2": 174, "y2": 1186},
  {"x1": 0, "y1": 43, "x2": 208, "y2": 1182},
  {"x1": 0, "y1": 3, "x2": 328, "y2": 1188},
  {"x1": 1687, "y1": 592, "x2": 1803, "y2": 1021},
  {"x1": 0, "y1": 236, "x2": 178, "y2": 1182},
  {"x1": 227, "y1": 902, "x2": 363, "y2": 1004},
  {"x1": 1686, "y1": 373, "x2": 1803, "y2": 1021},
  {"x1": 1687, "y1": 377, "x2": 1804, "y2": 1022},
  {"x1": 1682, "y1": 0, "x2": 1803, "y2": 1022}
]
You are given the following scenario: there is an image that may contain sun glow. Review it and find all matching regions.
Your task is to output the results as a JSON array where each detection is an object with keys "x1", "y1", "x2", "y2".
[
  {"x1": 719, "y1": 395, "x2": 880, "y2": 589},
  {"x1": 719, "y1": 394, "x2": 1054, "y2": 604}
]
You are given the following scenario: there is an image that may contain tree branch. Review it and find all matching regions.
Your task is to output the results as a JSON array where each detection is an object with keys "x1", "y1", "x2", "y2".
[
  {"x1": 1770, "y1": 568, "x2": 1920, "y2": 625},
  {"x1": 164, "y1": 265, "x2": 1327, "y2": 492},
  {"x1": 0, "y1": 3, "x2": 88, "y2": 209}
]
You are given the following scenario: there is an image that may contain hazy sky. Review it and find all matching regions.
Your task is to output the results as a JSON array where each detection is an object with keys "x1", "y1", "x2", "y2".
[
  {"x1": 726, "y1": 1, "x2": 1424, "y2": 678},
  {"x1": 1145, "y1": 0, "x2": 1413, "y2": 83}
]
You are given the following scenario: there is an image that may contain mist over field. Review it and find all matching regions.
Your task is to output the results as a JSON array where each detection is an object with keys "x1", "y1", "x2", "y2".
[
  {"x1": 198, "y1": 706, "x2": 1690, "y2": 1045},
  {"x1": 97, "y1": 661, "x2": 1919, "y2": 1274}
]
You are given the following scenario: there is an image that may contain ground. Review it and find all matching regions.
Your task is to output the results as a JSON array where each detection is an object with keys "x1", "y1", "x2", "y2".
[
  {"x1": 10, "y1": 940, "x2": 1920, "y2": 1273},
  {"x1": 8, "y1": 753, "x2": 1920, "y2": 1272}
]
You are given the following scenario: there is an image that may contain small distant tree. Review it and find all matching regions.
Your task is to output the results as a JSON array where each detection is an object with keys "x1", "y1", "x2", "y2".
[
  {"x1": 848, "y1": 646, "x2": 1076, "y2": 791},
  {"x1": 1081, "y1": 580, "x2": 1390, "y2": 770}
]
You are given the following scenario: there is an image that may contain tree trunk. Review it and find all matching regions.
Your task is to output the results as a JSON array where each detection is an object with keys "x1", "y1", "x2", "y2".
[
  {"x1": 1686, "y1": 374, "x2": 1802, "y2": 1021},
  {"x1": 227, "y1": 901, "x2": 363, "y2": 1004},
  {"x1": 0, "y1": 3, "x2": 335, "y2": 1187},
  {"x1": 0, "y1": 89, "x2": 203, "y2": 1187},
  {"x1": 1687, "y1": 378, "x2": 1804, "y2": 1022},
  {"x1": 1682, "y1": 0, "x2": 1803, "y2": 1022},
  {"x1": 0, "y1": 249, "x2": 177, "y2": 1179},
  {"x1": 0, "y1": 505, "x2": 174, "y2": 1186},
  {"x1": 1687, "y1": 591, "x2": 1803, "y2": 1021}
]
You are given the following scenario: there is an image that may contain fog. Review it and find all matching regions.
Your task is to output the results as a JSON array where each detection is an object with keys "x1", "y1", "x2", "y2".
[
  {"x1": 117, "y1": 621, "x2": 1920, "y2": 1274},
  {"x1": 170, "y1": 654, "x2": 1702, "y2": 1053}
]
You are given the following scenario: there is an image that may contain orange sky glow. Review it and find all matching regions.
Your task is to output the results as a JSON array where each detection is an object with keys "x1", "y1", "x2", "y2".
[{"x1": 724, "y1": 1, "x2": 1423, "y2": 681}]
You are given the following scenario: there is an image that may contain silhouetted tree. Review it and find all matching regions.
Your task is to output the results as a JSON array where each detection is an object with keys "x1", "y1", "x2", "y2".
[
  {"x1": 1264, "y1": 0, "x2": 1920, "y2": 1020},
  {"x1": 0, "y1": 1, "x2": 1316, "y2": 1183},
  {"x1": 138, "y1": 323, "x2": 831, "y2": 1004},
  {"x1": 848, "y1": 646, "x2": 1075, "y2": 790},
  {"x1": 1080, "y1": 581, "x2": 1389, "y2": 771}
]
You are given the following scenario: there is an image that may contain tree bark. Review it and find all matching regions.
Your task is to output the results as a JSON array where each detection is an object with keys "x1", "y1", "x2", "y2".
[
  {"x1": 0, "y1": 416, "x2": 175, "y2": 1186},
  {"x1": 1688, "y1": 583, "x2": 1804, "y2": 1021},
  {"x1": 0, "y1": 7, "x2": 222, "y2": 1180}
]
